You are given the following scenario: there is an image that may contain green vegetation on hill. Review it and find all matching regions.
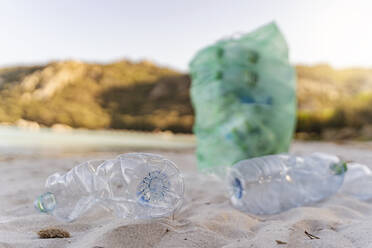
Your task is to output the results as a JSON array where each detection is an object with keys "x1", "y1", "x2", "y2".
[
  {"x1": 0, "y1": 60, "x2": 193, "y2": 132},
  {"x1": 1, "y1": 60, "x2": 372, "y2": 138},
  {"x1": 296, "y1": 65, "x2": 372, "y2": 139}
]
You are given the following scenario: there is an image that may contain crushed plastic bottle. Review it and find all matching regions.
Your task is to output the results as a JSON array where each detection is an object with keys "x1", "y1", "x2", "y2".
[
  {"x1": 228, "y1": 153, "x2": 347, "y2": 215},
  {"x1": 34, "y1": 153, "x2": 184, "y2": 222}
]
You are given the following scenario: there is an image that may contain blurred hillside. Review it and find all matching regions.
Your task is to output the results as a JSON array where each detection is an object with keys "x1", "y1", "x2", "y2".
[
  {"x1": 1, "y1": 61, "x2": 372, "y2": 139},
  {"x1": 0, "y1": 60, "x2": 193, "y2": 133},
  {"x1": 297, "y1": 65, "x2": 372, "y2": 139}
]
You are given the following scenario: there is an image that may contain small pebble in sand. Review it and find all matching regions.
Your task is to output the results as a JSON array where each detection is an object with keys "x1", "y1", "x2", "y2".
[
  {"x1": 37, "y1": 228, "x2": 70, "y2": 239},
  {"x1": 275, "y1": 240, "x2": 287, "y2": 245}
]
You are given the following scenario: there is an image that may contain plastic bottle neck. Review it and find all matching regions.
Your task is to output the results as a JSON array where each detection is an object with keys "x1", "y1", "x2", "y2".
[
  {"x1": 34, "y1": 192, "x2": 56, "y2": 213},
  {"x1": 330, "y1": 161, "x2": 348, "y2": 175}
]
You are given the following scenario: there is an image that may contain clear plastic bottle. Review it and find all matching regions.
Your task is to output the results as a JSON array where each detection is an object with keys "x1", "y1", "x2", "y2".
[
  {"x1": 34, "y1": 153, "x2": 184, "y2": 222},
  {"x1": 340, "y1": 162, "x2": 372, "y2": 200},
  {"x1": 228, "y1": 153, "x2": 347, "y2": 215}
]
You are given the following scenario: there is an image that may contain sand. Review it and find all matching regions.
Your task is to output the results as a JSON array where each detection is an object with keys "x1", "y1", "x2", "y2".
[{"x1": 1, "y1": 141, "x2": 372, "y2": 248}]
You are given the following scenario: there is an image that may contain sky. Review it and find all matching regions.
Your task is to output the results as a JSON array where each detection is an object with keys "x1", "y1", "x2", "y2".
[{"x1": 0, "y1": 0, "x2": 371, "y2": 71}]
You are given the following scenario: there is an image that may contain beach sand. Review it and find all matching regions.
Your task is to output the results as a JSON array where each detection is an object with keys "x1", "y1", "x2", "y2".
[{"x1": 1, "y1": 141, "x2": 372, "y2": 248}]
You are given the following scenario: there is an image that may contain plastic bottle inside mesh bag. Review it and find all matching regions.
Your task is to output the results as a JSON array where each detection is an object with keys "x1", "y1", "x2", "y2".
[{"x1": 189, "y1": 22, "x2": 296, "y2": 171}]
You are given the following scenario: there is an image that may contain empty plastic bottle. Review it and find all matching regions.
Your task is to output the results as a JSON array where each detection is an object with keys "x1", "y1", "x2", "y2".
[
  {"x1": 228, "y1": 153, "x2": 347, "y2": 215},
  {"x1": 340, "y1": 162, "x2": 372, "y2": 200},
  {"x1": 34, "y1": 153, "x2": 184, "y2": 222}
]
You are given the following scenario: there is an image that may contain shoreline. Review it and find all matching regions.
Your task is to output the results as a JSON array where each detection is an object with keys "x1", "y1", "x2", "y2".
[{"x1": 0, "y1": 125, "x2": 195, "y2": 154}]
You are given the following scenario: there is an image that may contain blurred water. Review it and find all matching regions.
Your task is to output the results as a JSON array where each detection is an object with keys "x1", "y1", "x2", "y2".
[{"x1": 0, "y1": 126, "x2": 195, "y2": 155}]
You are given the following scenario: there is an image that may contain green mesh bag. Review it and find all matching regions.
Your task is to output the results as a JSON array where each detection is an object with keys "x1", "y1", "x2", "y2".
[{"x1": 189, "y1": 22, "x2": 296, "y2": 171}]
